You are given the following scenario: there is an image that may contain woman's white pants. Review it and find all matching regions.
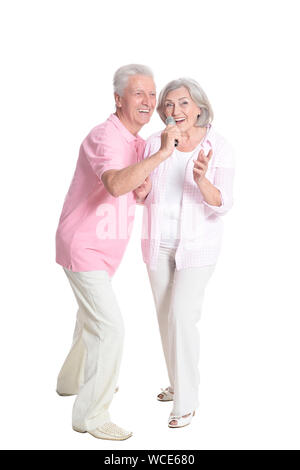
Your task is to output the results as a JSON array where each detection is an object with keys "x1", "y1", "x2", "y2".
[
  {"x1": 147, "y1": 246, "x2": 215, "y2": 417},
  {"x1": 56, "y1": 268, "x2": 124, "y2": 432}
]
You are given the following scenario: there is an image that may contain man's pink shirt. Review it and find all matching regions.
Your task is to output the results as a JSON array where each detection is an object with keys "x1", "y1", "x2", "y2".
[{"x1": 56, "y1": 114, "x2": 145, "y2": 277}]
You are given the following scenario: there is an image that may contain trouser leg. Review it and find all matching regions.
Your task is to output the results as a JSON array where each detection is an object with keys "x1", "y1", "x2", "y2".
[
  {"x1": 147, "y1": 247, "x2": 176, "y2": 392},
  {"x1": 169, "y1": 264, "x2": 215, "y2": 416},
  {"x1": 62, "y1": 268, "x2": 124, "y2": 431},
  {"x1": 56, "y1": 307, "x2": 86, "y2": 395}
]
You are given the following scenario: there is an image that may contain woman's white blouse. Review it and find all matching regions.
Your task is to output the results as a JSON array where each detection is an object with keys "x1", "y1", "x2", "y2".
[
  {"x1": 141, "y1": 126, "x2": 235, "y2": 271},
  {"x1": 160, "y1": 149, "x2": 194, "y2": 248}
]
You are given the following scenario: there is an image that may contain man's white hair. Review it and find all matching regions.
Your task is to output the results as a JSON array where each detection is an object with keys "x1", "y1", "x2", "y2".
[{"x1": 113, "y1": 64, "x2": 154, "y2": 96}]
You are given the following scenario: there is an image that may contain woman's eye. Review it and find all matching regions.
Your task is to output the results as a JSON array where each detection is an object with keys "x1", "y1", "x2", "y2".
[
  {"x1": 180, "y1": 101, "x2": 188, "y2": 105},
  {"x1": 166, "y1": 103, "x2": 173, "y2": 107}
]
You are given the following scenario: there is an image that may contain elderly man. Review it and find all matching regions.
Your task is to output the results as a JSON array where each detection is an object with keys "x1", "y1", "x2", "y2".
[{"x1": 55, "y1": 64, "x2": 180, "y2": 440}]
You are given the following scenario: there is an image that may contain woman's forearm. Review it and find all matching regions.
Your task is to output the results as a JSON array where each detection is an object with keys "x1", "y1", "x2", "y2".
[
  {"x1": 101, "y1": 150, "x2": 165, "y2": 197},
  {"x1": 197, "y1": 177, "x2": 222, "y2": 206}
]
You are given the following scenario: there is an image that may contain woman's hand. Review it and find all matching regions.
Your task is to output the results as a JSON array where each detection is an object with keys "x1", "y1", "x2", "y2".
[
  {"x1": 193, "y1": 149, "x2": 222, "y2": 206},
  {"x1": 193, "y1": 148, "x2": 212, "y2": 184},
  {"x1": 134, "y1": 176, "x2": 152, "y2": 202}
]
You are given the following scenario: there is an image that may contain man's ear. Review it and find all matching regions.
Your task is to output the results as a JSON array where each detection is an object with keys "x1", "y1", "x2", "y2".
[{"x1": 114, "y1": 92, "x2": 122, "y2": 108}]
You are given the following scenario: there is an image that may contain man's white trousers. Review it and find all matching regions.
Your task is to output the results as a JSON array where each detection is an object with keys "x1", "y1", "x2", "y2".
[{"x1": 56, "y1": 268, "x2": 124, "y2": 431}]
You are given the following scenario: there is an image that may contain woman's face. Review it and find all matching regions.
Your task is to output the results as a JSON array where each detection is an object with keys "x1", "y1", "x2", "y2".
[{"x1": 163, "y1": 86, "x2": 201, "y2": 132}]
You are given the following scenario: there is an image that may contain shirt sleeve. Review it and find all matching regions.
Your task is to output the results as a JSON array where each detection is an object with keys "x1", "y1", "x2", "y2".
[
  {"x1": 202, "y1": 140, "x2": 235, "y2": 215},
  {"x1": 135, "y1": 135, "x2": 159, "y2": 205},
  {"x1": 82, "y1": 127, "x2": 123, "y2": 181},
  {"x1": 202, "y1": 167, "x2": 235, "y2": 215},
  {"x1": 143, "y1": 132, "x2": 162, "y2": 160}
]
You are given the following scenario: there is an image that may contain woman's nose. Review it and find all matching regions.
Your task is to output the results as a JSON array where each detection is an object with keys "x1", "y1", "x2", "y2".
[{"x1": 173, "y1": 102, "x2": 181, "y2": 115}]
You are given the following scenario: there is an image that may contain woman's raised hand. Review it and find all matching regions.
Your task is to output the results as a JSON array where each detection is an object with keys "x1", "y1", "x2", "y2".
[{"x1": 193, "y1": 149, "x2": 212, "y2": 184}]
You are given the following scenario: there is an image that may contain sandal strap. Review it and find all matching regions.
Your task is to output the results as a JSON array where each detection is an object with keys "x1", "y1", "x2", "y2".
[
  {"x1": 160, "y1": 387, "x2": 174, "y2": 396},
  {"x1": 169, "y1": 411, "x2": 194, "y2": 420}
]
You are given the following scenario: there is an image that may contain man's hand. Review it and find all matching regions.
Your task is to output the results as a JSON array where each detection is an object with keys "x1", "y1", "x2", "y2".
[
  {"x1": 101, "y1": 127, "x2": 180, "y2": 198},
  {"x1": 159, "y1": 124, "x2": 181, "y2": 160},
  {"x1": 193, "y1": 148, "x2": 213, "y2": 184},
  {"x1": 134, "y1": 176, "x2": 152, "y2": 202}
]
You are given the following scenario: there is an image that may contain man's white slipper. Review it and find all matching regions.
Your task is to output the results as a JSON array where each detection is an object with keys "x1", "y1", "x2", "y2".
[{"x1": 73, "y1": 422, "x2": 132, "y2": 441}]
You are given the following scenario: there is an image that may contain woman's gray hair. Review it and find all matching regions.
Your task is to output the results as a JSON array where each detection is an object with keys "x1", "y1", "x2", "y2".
[
  {"x1": 157, "y1": 78, "x2": 213, "y2": 127},
  {"x1": 113, "y1": 64, "x2": 154, "y2": 96}
]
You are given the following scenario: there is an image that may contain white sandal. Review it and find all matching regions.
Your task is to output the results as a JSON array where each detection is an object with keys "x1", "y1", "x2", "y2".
[
  {"x1": 157, "y1": 387, "x2": 174, "y2": 402},
  {"x1": 168, "y1": 411, "x2": 195, "y2": 428},
  {"x1": 73, "y1": 422, "x2": 132, "y2": 440}
]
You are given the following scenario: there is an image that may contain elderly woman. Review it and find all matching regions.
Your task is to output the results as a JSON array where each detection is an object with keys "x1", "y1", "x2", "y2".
[{"x1": 134, "y1": 78, "x2": 235, "y2": 428}]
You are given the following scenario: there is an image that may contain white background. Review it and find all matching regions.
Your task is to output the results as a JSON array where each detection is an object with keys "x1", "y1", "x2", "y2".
[{"x1": 1, "y1": 0, "x2": 299, "y2": 450}]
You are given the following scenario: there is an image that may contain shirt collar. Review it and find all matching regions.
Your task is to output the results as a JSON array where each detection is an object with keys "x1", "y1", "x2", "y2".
[
  {"x1": 201, "y1": 124, "x2": 211, "y2": 146},
  {"x1": 203, "y1": 124, "x2": 215, "y2": 148},
  {"x1": 108, "y1": 113, "x2": 144, "y2": 144}
]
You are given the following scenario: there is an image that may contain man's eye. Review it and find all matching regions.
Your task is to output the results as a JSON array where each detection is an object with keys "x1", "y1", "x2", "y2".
[{"x1": 166, "y1": 103, "x2": 173, "y2": 107}]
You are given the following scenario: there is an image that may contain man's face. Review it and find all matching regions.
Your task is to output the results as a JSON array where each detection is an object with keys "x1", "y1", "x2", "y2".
[{"x1": 115, "y1": 75, "x2": 156, "y2": 132}]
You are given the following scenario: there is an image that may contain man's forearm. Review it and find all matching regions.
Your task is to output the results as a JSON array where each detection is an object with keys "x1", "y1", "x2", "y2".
[
  {"x1": 197, "y1": 177, "x2": 222, "y2": 206},
  {"x1": 102, "y1": 150, "x2": 166, "y2": 197}
]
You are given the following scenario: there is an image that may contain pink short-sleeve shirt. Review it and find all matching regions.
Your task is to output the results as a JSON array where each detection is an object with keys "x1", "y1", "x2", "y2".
[{"x1": 55, "y1": 114, "x2": 145, "y2": 276}]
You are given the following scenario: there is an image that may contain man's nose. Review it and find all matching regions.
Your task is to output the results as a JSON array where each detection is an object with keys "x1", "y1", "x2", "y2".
[{"x1": 142, "y1": 94, "x2": 151, "y2": 107}]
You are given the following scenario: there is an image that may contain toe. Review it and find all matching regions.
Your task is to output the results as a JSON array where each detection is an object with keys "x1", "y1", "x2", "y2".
[{"x1": 169, "y1": 420, "x2": 178, "y2": 426}]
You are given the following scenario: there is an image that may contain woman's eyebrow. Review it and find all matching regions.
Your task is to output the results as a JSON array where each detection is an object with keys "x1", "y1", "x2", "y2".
[{"x1": 165, "y1": 97, "x2": 189, "y2": 102}]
